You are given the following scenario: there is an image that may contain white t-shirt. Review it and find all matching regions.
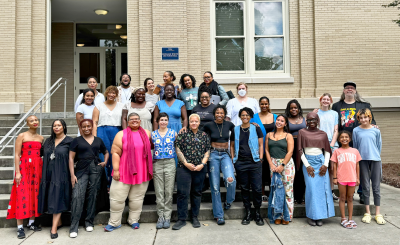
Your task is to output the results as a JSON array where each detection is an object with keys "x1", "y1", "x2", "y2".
[
  {"x1": 74, "y1": 92, "x2": 105, "y2": 113},
  {"x1": 76, "y1": 104, "x2": 95, "y2": 136},
  {"x1": 317, "y1": 109, "x2": 339, "y2": 147},
  {"x1": 226, "y1": 97, "x2": 260, "y2": 126},
  {"x1": 120, "y1": 87, "x2": 132, "y2": 104}
]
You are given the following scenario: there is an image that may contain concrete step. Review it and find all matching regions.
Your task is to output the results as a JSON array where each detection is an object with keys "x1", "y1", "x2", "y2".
[
  {"x1": 0, "y1": 134, "x2": 78, "y2": 143},
  {"x1": 0, "y1": 157, "x2": 14, "y2": 167},
  {"x1": 0, "y1": 167, "x2": 13, "y2": 180},
  {"x1": 0, "y1": 194, "x2": 8, "y2": 210},
  {"x1": 0, "y1": 200, "x2": 370, "y2": 228},
  {"x1": 0, "y1": 118, "x2": 77, "y2": 127},
  {"x1": 0, "y1": 146, "x2": 13, "y2": 157},
  {"x1": 0, "y1": 180, "x2": 12, "y2": 194},
  {"x1": 0, "y1": 126, "x2": 79, "y2": 136}
]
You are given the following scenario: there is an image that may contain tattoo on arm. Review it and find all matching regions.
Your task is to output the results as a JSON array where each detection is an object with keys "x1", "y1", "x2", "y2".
[
  {"x1": 176, "y1": 147, "x2": 188, "y2": 164},
  {"x1": 95, "y1": 120, "x2": 99, "y2": 126},
  {"x1": 201, "y1": 150, "x2": 210, "y2": 164}
]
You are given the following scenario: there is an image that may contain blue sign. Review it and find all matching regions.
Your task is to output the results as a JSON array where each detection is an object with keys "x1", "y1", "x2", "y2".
[{"x1": 162, "y1": 47, "x2": 179, "y2": 60}]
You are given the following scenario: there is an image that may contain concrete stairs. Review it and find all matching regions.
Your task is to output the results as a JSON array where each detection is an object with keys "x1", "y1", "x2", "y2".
[{"x1": 0, "y1": 115, "x2": 367, "y2": 228}]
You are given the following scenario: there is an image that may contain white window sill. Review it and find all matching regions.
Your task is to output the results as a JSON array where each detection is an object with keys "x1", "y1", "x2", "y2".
[{"x1": 214, "y1": 74, "x2": 294, "y2": 84}]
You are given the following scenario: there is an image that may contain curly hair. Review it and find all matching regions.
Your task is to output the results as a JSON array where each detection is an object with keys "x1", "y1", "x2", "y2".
[
  {"x1": 285, "y1": 99, "x2": 303, "y2": 118},
  {"x1": 356, "y1": 108, "x2": 373, "y2": 123},
  {"x1": 179, "y1": 74, "x2": 197, "y2": 89},
  {"x1": 198, "y1": 85, "x2": 212, "y2": 97},
  {"x1": 213, "y1": 104, "x2": 227, "y2": 117},
  {"x1": 104, "y1": 86, "x2": 119, "y2": 99},
  {"x1": 238, "y1": 107, "x2": 254, "y2": 119}
]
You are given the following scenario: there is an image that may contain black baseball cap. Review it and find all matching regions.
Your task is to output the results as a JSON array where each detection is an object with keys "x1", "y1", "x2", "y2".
[{"x1": 343, "y1": 81, "x2": 356, "y2": 89}]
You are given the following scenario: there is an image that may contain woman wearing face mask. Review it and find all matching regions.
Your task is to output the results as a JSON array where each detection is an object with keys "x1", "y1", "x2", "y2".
[
  {"x1": 250, "y1": 97, "x2": 278, "y2": 202},
  {"x1": 74, "y1": 76, "x2": 105, "y2": 113},
  {"x1": 285, "y1": 99, "x2": 307, "y2": 205},
  {"x1": 7, "y1": 115, "x2": 44, "y2": 239},
  {"x1": 144, "y1": 78, "x2": 159, "y2": 105},
  {"x1": 177, "y1": 74, "x2": 198, "y2": 117},
  {"x1": 92, "y1": 86, "x2": 124, "y2": 186},
  {"x1": 38, "y1": 119, "x2": 73, "y2": 239},
  {"x1": 76, "y1": 89, "x2": 96, "y2": 136},
  {"x1": 153, "y1": 71, "x2": 180, "y2": 99},
  {"x1": 192, "y1": 86, "x2": 217, "y2": 131},
  {"x1": 226, "y1": 82, "x2": 260, "y2": 126},
  {"x1": 297, "y1": 112, "x2": 334, "y2": 227},
  {"x1": 69, "y1": 119, "x2": 109, "y2": 238},
  {"x1": 197, "y1": 71, "x2": 229, "y2": 106},
  {"x1": 122, "y1": 87, "x2": 155, "y2": 132}
]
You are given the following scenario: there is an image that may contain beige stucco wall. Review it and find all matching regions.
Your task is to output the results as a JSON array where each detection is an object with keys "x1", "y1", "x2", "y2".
[
  {"x1": 50, "y1": 23, "x2": 74, "y2": 112},
  {"x1": 0, "y1": 0, "x2": 47, "y2": 111}
]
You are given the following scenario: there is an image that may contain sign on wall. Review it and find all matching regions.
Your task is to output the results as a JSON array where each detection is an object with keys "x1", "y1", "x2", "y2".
[{"x1": 162, "y1": 47, "x2": 179, "y2": 60}]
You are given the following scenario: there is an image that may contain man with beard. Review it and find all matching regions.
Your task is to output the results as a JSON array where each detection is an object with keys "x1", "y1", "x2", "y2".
[
  {"x1": 332, "y1": 81, "x2": 377, "y2": 204},
  {"x1": 117, "y1": 73, "x2": 135, "y2": 103}
]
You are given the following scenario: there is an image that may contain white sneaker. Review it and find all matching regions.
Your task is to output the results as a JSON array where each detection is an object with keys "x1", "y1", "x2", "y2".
[
  {"x1": 70, "y1": 232, "x2": 78, "y2": 238},
  {"x1": 86, "y1": 226, "x2": 93, "y2": 232}
]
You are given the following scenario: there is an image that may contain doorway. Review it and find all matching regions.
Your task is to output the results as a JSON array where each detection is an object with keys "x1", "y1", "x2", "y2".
[{"x1": 74, "y1": 24, "x2": 128, "y2": 101}]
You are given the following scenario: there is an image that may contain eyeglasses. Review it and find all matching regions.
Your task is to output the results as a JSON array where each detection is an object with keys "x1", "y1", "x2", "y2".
[
  {"x1": 201, "y1": 96, "x2": 210, "y2": 99},
  {"x1": 344, "y1": 87, "x2": 355, "y2": 90},
  {"x1": 240, "y1": 114, "x2": 250, "y2": 118},
  {"x1": 128, "y1": 118, "x2": 140, "y2": 121},
  {"x1": 306, "y1": 119, "x2": 317, "y2": 123},
  {"x1": 203, "y1": 76, "x2": 211, "y2": 79}
]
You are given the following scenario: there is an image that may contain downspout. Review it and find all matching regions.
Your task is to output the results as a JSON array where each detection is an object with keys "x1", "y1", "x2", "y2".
[{"x1": 45, "y1": 0, "x2": 51, "y2": 112}]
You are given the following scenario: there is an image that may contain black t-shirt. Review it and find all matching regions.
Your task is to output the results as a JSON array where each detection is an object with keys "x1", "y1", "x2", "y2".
[
  {"x1": 231, "y1": 126, "x2": 263, "y2": 158},
  {"x1": 203, "y1": 120, "x2": 235, "y2": 143},
  {"x1": 70, "y1": 136, "x2": 107, "y2": 177},
  {"x1": 192, "y1": 103, "x2": 217, "y2": 131},
  {"x1": 339, "y1": 102, "x2": 357, "y2": 133}
]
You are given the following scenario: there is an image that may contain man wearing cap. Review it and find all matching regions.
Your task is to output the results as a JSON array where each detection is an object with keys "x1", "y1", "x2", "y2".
[
  {"x1": 332, "y1": 81, "x2": 377, "y2": 204},
  {"x1": 117, "y1": 73, "x2": 135, "y2": 103}
]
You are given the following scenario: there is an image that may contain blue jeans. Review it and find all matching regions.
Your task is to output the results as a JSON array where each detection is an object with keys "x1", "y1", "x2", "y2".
[{"x1": 208, "y1": 151, "x2": 236, "y2": 219}]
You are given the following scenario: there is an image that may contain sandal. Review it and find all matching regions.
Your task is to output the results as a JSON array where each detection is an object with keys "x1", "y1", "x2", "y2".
[
  {"x1": 349, "y1": 220, "x2": 357, "y2": 229},
  {"x1": 362, "y1": 213, "x2": 371, "y2": 224},
  {"x1": 375, "y1": 214, "x2": 386, "y2": 225},
  {"x1": 341, "y1": 218, "x2": 352, "y2": 229},
  {"x1": 262, "y1": 195, "x2": 268, "y2": 202}
]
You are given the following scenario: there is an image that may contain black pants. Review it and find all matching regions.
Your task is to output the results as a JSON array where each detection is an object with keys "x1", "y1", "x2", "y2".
[
  {"x1": 235, "y1": 159, "x2": 262, "y2": 209},
  {"x1": 70, "y1": 162, "x2": 103, "y2": 233},
  {"x1": 293, "y1": 162, "x2": 306, "y2": 202},
  {"x1": 176, "y1": 164, "x2": 207, "y2": 220}
]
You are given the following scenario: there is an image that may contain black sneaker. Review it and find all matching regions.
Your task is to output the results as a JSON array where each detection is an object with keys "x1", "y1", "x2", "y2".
[
  {"x1": 332, "y1": 192, "x2": 339, "y2": 201},
  {"x1": 172, "y1": 220, "x2": 186, "y2": 230},
  {"x1": 224, "y1": 202, "x2": 231, "y2": 210},
  {"x1": 27, "y1": 222, "x2": 42, "y2": 231},
  {"x1": 17, "y1": 228, "x2": 25, "y2": 239},
  {"x1": 359, "y1": 195, "x2": 365, "y2": 204},
  {"x1": 192, "y1": 217, "x2": 201, "y2": 228}
]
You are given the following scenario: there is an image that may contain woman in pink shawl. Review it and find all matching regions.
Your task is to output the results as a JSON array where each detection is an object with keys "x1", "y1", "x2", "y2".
[{"x1": 104, "y1": 112, "x2": 153, "y2": 232}]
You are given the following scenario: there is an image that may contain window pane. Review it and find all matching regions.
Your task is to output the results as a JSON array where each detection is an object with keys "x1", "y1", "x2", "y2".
[
  {"x1": 216, "y1": 38, "x2": 245, "y2": 71},
  {"x1": 216, "y1": 3, "x2": 244, "y2": 36},
  {"x1": 255, "y1": 38, "x2": 283, "y2": 70},
  {"x1": 76, "y1": 24, "x2": 127, "y2": 47},
  {"x1": 254, "y1": 2, "x2": 283, "y2": 35}
]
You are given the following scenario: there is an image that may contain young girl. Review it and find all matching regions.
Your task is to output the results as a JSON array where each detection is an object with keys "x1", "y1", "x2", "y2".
[
  {"x1": 352, "y1": 108, "x2": 385, "y2": 225},
  {"x1": 330, "y1": 131, "x2": 362, "y2": 229}
]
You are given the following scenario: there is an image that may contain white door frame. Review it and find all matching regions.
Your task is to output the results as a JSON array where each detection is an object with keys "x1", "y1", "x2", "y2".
[{"x1": 74, "y1": 47, "x2": 106, "y2": 100}]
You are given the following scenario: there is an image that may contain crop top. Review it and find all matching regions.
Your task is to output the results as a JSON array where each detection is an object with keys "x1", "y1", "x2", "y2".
[{"x1": 203, "y1": 120, "x2": 235, "y2": 143}]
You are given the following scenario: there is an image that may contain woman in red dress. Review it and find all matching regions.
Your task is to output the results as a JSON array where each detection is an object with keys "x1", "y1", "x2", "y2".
[{"x1": 7, "y1": 115, "x2": 44, "y2": 239}]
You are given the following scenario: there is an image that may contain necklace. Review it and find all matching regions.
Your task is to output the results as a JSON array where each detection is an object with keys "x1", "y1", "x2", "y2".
[
  {"x1": 215, "y1": 121, "x2": 224, "y2": 137},
  {"x1": 241, "y1": 126, "x2": 249, "y2": 133},
  {"x1": 122, "y1": 87, "x2": 131, "y2": 102},
  {"x1": 50, "y1": 135, "x2": 66, "y2": 160},
  {"x1": 294, "y1": 116, "x2": 301, "y2": 124}
]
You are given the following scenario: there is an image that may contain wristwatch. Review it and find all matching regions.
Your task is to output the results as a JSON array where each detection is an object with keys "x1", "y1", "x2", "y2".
[
  {"x1": 281, "y1": 163, "x2": 285, "y2": 167},
  {"x1": 202, "y1": 163, "x2": 207, "y2": 167}
]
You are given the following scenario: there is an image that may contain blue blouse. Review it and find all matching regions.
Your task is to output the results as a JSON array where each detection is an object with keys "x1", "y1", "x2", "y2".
[{"x1": 152, "y1": 128, "x2": 176, "y2": 159}]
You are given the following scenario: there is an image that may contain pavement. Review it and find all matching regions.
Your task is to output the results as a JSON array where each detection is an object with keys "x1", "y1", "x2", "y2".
[{"x1": 1, "y1": 183, "x2": 399, "y2": 245}]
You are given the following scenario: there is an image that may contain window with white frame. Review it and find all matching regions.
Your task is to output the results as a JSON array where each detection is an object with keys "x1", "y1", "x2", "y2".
[{"x1": 211, "y1": 0, "x2": 289, "y2": 76}]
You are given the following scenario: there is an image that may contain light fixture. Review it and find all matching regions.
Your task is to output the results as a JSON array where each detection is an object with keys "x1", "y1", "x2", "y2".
[
  {"x1": 120, "y1": 35, "x2": 127, "y2": 39},
  {"x1": 116, "y1": 25, "x2": 122, "y2": 29},
  {"x1": 94, "y1": 9, "x2": 108, "y2": 15},
  {"x1": 77, "y1": 44, "x2": 85, "y2": 47}
]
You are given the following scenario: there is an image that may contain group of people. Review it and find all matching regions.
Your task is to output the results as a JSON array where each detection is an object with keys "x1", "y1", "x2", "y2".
[{"x1": 7, "y1": 72, "x2": 385, "y2": 239}]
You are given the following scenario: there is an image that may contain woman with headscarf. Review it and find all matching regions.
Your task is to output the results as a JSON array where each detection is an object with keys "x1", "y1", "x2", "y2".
[
  {"x1": 104, "y1": 112, "x2": 153, "y2": 232},
  {"x1": 297, "y1": 112, "x2": 334, "y2": 227}
]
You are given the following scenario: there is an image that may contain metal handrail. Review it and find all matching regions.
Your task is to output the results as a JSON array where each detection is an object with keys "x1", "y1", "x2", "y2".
[{"x1": 0, "y1": 78, "x2": 67, "y2": 157}]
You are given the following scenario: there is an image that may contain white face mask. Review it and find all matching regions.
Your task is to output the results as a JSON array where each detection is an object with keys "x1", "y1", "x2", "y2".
[{"x1": 238, "y1": 89, "x2": 247, "y2": 97}]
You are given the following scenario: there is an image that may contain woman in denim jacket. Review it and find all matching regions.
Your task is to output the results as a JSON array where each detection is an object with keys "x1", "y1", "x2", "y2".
[{"x1": 230, "y1": 107, "x2": 264, "y2": 226}]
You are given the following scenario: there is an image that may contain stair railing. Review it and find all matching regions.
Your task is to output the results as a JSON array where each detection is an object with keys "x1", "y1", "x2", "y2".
[{"x1": 0, "y1": 77, "x2": 67, "y2": 177}]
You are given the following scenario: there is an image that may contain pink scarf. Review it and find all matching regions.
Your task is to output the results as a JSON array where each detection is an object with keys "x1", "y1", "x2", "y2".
[{"x1": 124, "y1": 127, "x2": 153, "y2": 178}]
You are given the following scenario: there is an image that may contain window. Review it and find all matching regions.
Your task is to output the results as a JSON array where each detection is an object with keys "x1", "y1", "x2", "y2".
[{"x1": 211, "y1": 0, "x2": 290, "y2": 82}]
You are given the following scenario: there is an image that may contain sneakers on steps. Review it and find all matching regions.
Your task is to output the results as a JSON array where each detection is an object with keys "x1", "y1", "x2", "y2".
[{"x1": 156, "y1": 217, "x2": 164, "y2": 229}]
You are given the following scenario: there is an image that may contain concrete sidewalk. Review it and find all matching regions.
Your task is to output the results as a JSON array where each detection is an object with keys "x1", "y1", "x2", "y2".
[{"x1": 1, "y1": 183, "x2": 399, "y2": 245}]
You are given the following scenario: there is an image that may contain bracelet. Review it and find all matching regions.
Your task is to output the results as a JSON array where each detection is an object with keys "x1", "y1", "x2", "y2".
[{"x1": 333, "y1": 177, "x2": 337, "y2": 179}]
